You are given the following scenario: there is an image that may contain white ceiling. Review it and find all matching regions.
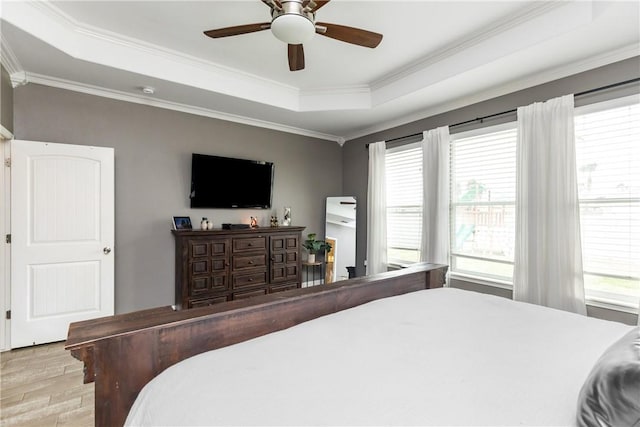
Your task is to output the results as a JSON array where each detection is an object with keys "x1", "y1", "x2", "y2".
[{"x1": 1, "y1": 1, "x2": 639, "y2": 143}]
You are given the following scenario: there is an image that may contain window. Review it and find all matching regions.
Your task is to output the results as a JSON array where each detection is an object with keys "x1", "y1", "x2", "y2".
[
  {"x1": 449, "y1": 123, "x2": 517, "y2": 282},
  {"x1": 386, "y1": 143, "x2": 422, "y2": 265},
  {"x1": 575, "y1": 96, "x2": 640, "y2": 307},
  {"x1": 384, "y1": 94, "x2": 640, "y2": 309}
]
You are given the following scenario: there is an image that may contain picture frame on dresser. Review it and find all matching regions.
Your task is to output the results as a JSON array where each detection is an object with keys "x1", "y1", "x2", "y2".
[{"x1": 172, "y1": 216, "x2": 192, "y2": 230}]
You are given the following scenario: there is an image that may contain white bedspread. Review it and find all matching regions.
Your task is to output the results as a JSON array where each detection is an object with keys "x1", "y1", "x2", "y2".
[{"x1": 125, "y1": 288, "x2": 632, "y2": 426}]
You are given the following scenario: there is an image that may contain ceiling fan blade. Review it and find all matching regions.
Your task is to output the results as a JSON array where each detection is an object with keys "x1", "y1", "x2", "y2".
[
  {"x1": 288, "y1": 44, "x2": 305, "y2": 71},
  {"x1": 204, "y1": 23, "x2": 271, "y2": 39},
  {"x1": 309, "y1": 0, "x2": 330, "y2": 12},
  {"x1": 316, "y1": 22, "x2": 383, "y2": 48}
]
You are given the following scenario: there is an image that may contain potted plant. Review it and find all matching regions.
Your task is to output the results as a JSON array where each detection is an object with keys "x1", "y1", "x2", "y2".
[{"x1": 302, "y1": 233, "x2": 331, "y2": 263}]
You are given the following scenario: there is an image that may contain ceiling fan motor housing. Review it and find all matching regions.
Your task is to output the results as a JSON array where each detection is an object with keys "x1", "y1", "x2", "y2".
[{"x1": 271, "y1": 0, "x2": 316, "y2": 44}]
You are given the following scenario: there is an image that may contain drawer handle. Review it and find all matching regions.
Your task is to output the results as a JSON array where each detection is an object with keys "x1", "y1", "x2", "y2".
[
  {"x1": 249, "y1": 278, "x2": 254, "y2": 282},
  {"x1": 249, "y1": 261, "x2": 254, "y2": 264}
]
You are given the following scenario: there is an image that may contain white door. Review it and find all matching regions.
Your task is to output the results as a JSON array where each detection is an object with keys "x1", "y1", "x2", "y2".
[{"x1": 10, "y1": 140, "x2": 114, "y2": 348}]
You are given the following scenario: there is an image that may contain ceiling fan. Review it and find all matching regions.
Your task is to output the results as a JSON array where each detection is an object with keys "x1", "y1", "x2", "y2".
[{"x1": 203, "y1": 0, "x2": 383, "y2": 71}]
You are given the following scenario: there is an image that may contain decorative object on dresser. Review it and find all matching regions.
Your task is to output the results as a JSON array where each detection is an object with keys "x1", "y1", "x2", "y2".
[
  {"x1": 200, "y1": 217, "x2": 214, "y2": 230},
  {"x1": 221, "y1": 223, "x2": 250, "y2": 230},
  {"x1": 283, "y1": 207, "x2": 291, "y2": 226},
  {"x1": 173, "y1": 226, "x2": 305, "y2": 309},
  {"x1": 302, "y1": 233, "x2": 331, "y2": 264},
  {"x1": 172, "y1": 216, "x2": 192, "y2": 230}
]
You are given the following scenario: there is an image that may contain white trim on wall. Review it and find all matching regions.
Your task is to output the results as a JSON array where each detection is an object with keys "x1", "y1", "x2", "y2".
[
  {"x1": 0, "y1": 125, "x2": 13, "y2": 141},
  {"x1": 0, "y1": 139, "x2": 11, "y2": 351},
  {"x1": 21, "y1": 73, "x2": 341, "y2": 143}
]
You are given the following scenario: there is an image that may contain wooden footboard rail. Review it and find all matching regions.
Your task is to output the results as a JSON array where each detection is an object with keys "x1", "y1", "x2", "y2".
[{"x1": 65, "y1": 263, "x2": 447, "y2": 426}]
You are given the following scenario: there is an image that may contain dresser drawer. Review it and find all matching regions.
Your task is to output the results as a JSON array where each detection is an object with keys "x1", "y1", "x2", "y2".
[
  {"x1": 232, "y1": 270, "x2": 267, "y2": 290},
  {"x1": 232, "y1": 253, "x2": 266, "y2": 270},
  {"x1": 233, "y1": 236, "x2": 266, "y2": 253}
]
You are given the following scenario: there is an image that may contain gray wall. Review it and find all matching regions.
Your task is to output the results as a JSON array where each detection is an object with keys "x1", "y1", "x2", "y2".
[
  {"x1": 14, "y1": 84, "x2": 343, "y2": 313},
  {"x1": 343, "y1": 56, "x2": 640, "y2": 324},
  {"x1": 1, "y1": 64, "x2": 13, "y2": 133}
]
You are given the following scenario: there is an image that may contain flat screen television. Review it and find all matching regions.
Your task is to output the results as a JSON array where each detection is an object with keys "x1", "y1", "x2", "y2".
[{"x1": 190, "y1": 153, "x2": 274, "y2": 209}]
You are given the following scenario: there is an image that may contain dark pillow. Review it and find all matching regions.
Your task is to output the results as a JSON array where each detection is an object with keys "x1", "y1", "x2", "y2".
[{"x1": 577, "y1": 326, "x2": 640, "y2": 427}]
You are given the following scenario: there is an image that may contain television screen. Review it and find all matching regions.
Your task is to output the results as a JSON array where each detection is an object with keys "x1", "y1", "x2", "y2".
[{"x1": 190, "y1": 153, "x2": 274, "y2": 209}]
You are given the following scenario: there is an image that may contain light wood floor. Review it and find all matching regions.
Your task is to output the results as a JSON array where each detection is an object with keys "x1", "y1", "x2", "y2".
[{"x1": 0, "y1": 341, "x2": 94, "y2": 427}]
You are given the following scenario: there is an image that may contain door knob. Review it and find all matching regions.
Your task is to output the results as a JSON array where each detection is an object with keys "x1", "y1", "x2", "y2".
[{"x1": 103, "y1": 247, "x2": 112, "y2": 255}]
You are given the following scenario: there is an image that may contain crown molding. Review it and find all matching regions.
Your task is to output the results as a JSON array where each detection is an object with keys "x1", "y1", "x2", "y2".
[
  {"x1": 0, "y1": 37, "x2": 22, "y2": 78},
  {"x1": 344, "y1": 44, "x2": 640, "y2": 142},
  {"x1": 371, "y1": 2, "x2": 564, "y2": 92},
  {"x1": 4, "y1": 1, "x2": 637, "y2": 143},
  {"x1": 0, "y1": 124, "x2": 13, "y2": 141},
  {"x1": 4, "y1": 0, "x2": 602, "y2": 116},
  {"x1": 368, "y1": 1, "x2": 594, "y2": 108},
  {"x1": 9, "y1": 71, "x2": 28, "y2": 88},
  {"x1": 4, "y1": 1, "x2": 302, "y2": 109},
  {"x1": 29, "y1": 1, "x2": 297, "y2": 91},
  {"x1": 4, "y1": 1, "x2": 376, "y2": 113},
  {"x1": 22, "y1": 72, "x2": 341, "y2": 142}
]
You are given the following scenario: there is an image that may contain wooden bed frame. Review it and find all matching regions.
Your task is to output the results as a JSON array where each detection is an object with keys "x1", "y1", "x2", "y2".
[{"x1": 65, "y1": 263, "x2": 447, "y2": 426}]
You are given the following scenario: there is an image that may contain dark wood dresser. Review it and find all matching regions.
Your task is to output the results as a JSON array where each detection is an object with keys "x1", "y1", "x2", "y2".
[{"x1": 172, "y1": 226, "x2": 305, "y2": 309}]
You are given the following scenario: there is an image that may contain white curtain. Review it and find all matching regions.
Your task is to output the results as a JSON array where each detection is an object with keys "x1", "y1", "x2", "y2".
[
  {"x1": 366, "y1": 141, "x2": 388, "y2": 275},
  {"x1": 513, "y1": 94, "x2": 587, "y2": 315},
  {"x1": 420, "y1": 126, "x2": 450, "y2": 268}
]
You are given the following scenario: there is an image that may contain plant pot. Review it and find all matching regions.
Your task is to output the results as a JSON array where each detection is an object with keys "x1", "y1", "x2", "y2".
[{"x1": 307, "y1": 254, "x2": 316, "y2": 263}]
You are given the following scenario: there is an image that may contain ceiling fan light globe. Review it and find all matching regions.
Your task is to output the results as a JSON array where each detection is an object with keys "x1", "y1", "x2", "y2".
[{"x1": 271, "y1": 13, "x2": 315, "y2": 44}]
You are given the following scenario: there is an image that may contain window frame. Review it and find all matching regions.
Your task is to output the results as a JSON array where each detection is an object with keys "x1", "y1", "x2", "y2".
[
  {"x1": 385, "y1": 141, "x2": 423, "y2": 267},
  {"x1": 574, "y1": 94, "x2": 640, "y2": 310},
  {"x1": 383, "y1": 94, "x2": 640, "y2": 312},
  {"x1": 449, "y1": 121, "x2": 517, "y2": 284}
]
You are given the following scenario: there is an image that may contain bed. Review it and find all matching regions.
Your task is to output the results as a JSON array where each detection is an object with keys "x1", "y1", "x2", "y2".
[{"x1": 65, "y1": 263, "x2": 640, "y2": 426}]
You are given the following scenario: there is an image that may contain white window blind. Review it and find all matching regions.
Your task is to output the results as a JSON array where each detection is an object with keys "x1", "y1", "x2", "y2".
[
  {"x1": 385, "y1": 143, "x2": 422, "y2": 264},
  {"x1": 575, "y1": 97, "x2": 640, "y2": 306},
  {"x1": 383, "y1": 94, "x2": 639, "y2": 310},
  {"x1": 450, "y1": 124, "x2": 516, "y2": 281}
]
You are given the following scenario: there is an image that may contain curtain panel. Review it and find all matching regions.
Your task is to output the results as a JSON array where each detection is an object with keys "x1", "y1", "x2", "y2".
[
  {"x1": 420, "y1": 126, "x2": 450, "y2": 268},
  {"x1": 513, "y1": 94, "x2": 587, "y2": 315},
  {"x1": 366, "y1": 141, "x2": 388, "y2": 275}
]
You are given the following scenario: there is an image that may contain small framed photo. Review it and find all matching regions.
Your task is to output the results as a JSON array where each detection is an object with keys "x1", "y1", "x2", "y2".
[{"x1": 172, "y1": 216, "x2": 192, "y2": 230}]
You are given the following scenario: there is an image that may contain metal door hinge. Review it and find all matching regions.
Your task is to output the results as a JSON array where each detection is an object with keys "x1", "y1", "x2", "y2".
[
  {"x1": 5, "y1": 234, "x2": 10, "y2": 244},
  {"x1": 5, "y1": 310, "x2": 10, "y2": 320},
  {"x1": 4, "y1": 158, "x2": 10, "y2": 167}
]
